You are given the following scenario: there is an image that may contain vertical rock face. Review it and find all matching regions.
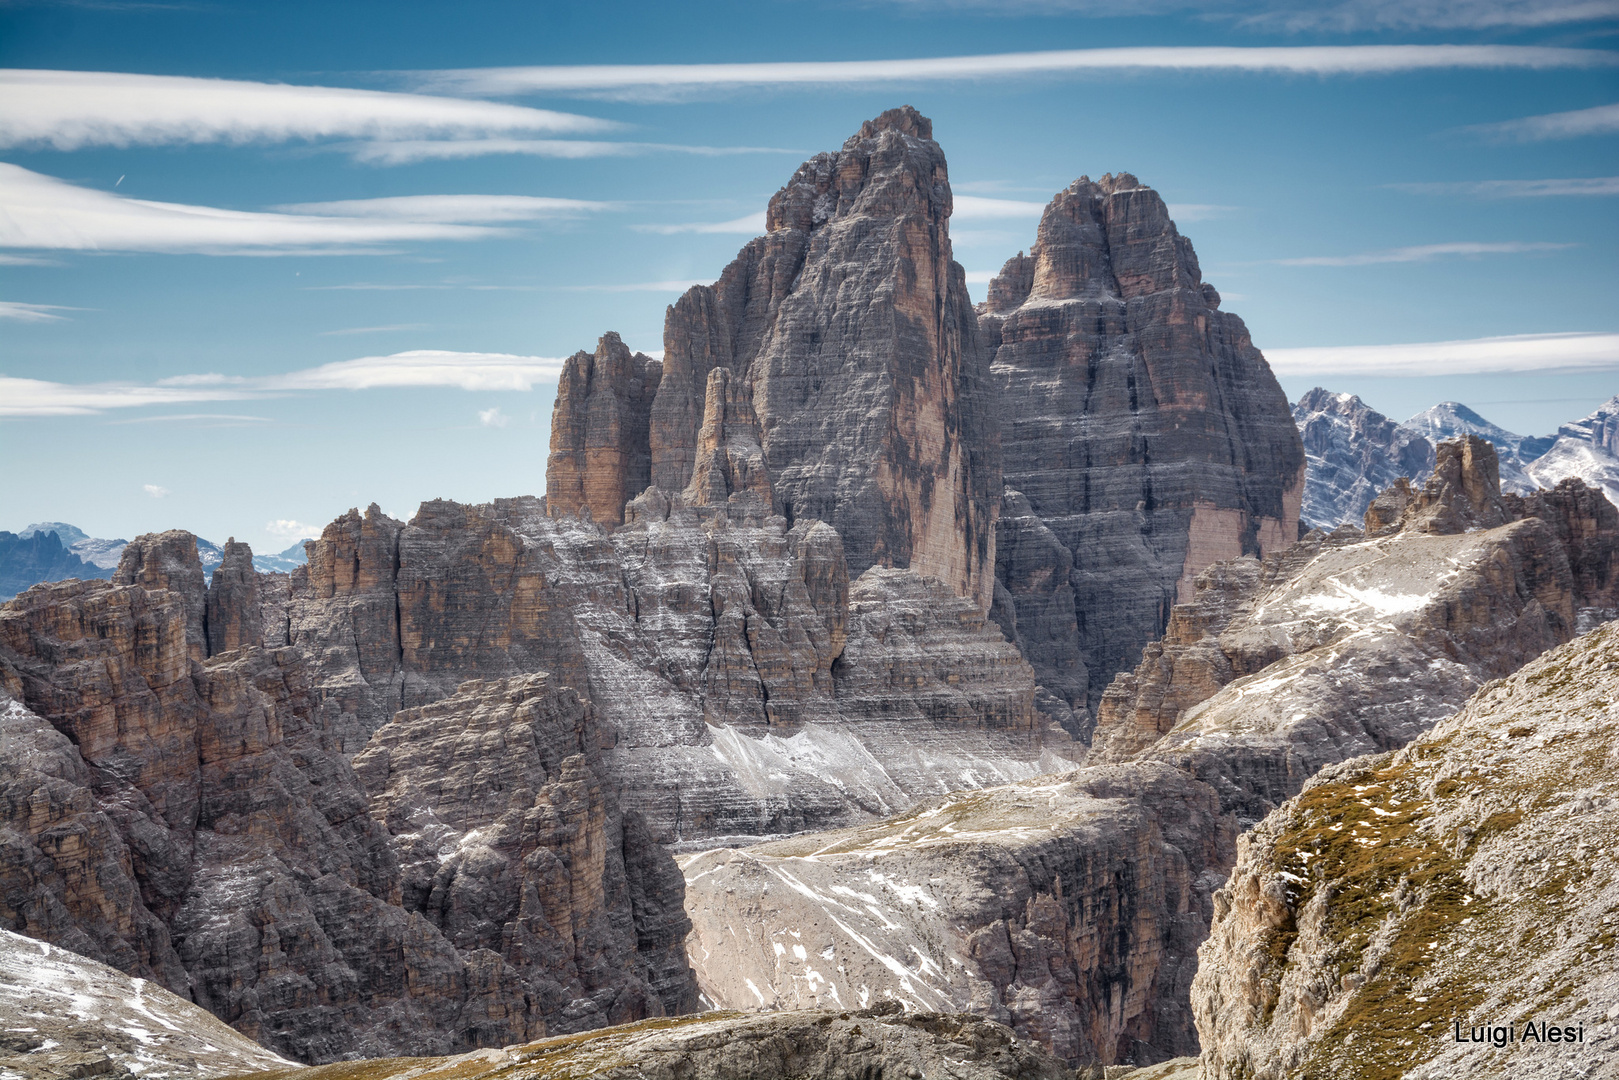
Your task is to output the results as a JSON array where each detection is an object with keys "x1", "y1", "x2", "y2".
[
  {"x1": 681, "y1": 762, "x2": 1233, "y2": 1069},
  {"x1": 112, "y1": 531, "x2": 208, "y2": 662},
  {"x1": 980, "y1": 173, "x2": 1304, "y2": 716},
  {"x1": 0, "y1": 559, "x2": 697, "y2": 1063},
  {"x1": 205, "y1": 539, "x2": 262, "y2": 656},
  {"x1": 546, "y1": 332, "x2": 662, "y2": 528},
  {"x1": 1192, "y1": 621, "x2": 1619, "y2": 1080},
  {"x1": 1292, "y1": 388, "x2": 1435, "y2": 528},
  {"x1": 992, "y1": 491, "x2": 1089, "y2": 739},
  {"x1": 645, "y1": 106, "x2": 1000, "y2": 609}
]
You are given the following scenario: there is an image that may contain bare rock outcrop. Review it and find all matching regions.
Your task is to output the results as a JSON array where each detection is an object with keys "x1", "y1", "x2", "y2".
[
  {"x1": 1090, "y1": 436, "x2": 1619, "y2": 823},
  {"x1": 283, "y1": 495, "x2": 1072, "y2": 848},
  {"x1": 0, "y1": 536, "x2": 699, "y2": 1064},
  {"x1": 1292, "y1": 387, "x2": 1435, "y2": 529},
  {"x1": 238, "y1": 1007, "x2": 1077, "y2": 1080},
  {"x1": 546, "y1": 332, "x2": 662, "y2": 528},
  {"x1": 0, "y1": 926, "x2": 294, "y2": 1079},
  {"x1": 980, "y1": 173, "x2": 1305, "y2": 718},
  {"x1": 1192, "y1": 619, "x2": 1619, "y2": 1079},
  {"x1": 205, "y1": 537, "x2": 261, "y2": 655},
  {"x1": 681, "y1": 762, "x2": 1233, "y2": 1069},
  {"x1": 639, "y1": 106, "x2": 1000, "y2": 608}
]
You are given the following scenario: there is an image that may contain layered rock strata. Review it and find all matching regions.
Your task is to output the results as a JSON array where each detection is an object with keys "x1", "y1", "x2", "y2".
[
  {"x1": 1192, "y1": 619, "x2": 1619, "y2": 1080},
  {"x1": 546, "y1": 332, "x2": 662, "y2": 528},
  {"x1": 283, "y1": 493, "x2": 1074, "y2": 847},
  {"x1": 235, "y1": 1007, "x2": 1076, "y2": 1080},
  {"x1": 0, "y1": 926, "x2": 294, "y2": 1079},
  {"x1": 1292, "y1": 387, "x2": 1435, "y2": 529},
  {"x1": 681, "y1": 763, "x2": 1233, "y2": 1069},
  {"x1": 0, "y1": 532, "x2": 695, "y2": 1063},
  {"x1": 980, "y1": 173, "x2": 1305, "y2": 717},
  {"x1": 1090, "y1": 436, "x2": 1619, "y2": 823},
  {"x1": 555, "y1": 107, "x2": 1000, "y2": 608}
]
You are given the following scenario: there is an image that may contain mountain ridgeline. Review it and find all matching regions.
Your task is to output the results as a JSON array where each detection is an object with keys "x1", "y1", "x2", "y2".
[{"x1": 3, "y1": 107, "x2": 1616, "y2": 1076}]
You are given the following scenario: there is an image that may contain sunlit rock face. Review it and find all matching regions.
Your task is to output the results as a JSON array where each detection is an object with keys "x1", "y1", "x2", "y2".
[
  {"x1": 979, "y1": 173, "x2": 1305, "y2": 722},
  {"x1": 1292, "y1": 387, "x2": 1435, "y2": 529},
  {"x1": 1193, "y1": 618, "x2": 1619, "y2": 1080}
]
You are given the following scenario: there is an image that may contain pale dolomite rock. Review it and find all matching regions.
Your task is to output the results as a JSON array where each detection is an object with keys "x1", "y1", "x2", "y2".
[
  {"x1": 681, "y1": 762, "x2": 1232, "y2": 1069},
  {"x1": 1192, "y1": 619, "x2": 1619, "y2": 1080},
  {"x1": 0, "y1": 926, "x2": 294, "y2": 1079}
]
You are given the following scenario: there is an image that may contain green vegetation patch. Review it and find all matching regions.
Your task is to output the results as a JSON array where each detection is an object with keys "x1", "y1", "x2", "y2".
[{"x1": 1265, "y1": 760, "x2": 1522, "y2": 1080}]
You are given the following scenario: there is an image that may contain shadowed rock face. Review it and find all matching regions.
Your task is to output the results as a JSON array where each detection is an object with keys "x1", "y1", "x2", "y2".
[
  {"x1": 546, "y1": 332, "x2": 663, "y2": 529},
  {"x1": 1192, "y1": 620, "x2": 1619, "y2": 1080},
  {"x1": 979, "y1": 173, "x2": 1304, "y2": 719},
  {"x1": 1090, "y1": 436, "x2": 1619, "y2": 824},
  {"x1": 0, "y1": 534, "x2": 697, "y2": 1065}
]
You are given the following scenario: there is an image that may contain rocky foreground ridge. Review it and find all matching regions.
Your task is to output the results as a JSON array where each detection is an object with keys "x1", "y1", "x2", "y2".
[{"x1": 1193, "y1": 617, "x2": 1619, "y2": 1080}]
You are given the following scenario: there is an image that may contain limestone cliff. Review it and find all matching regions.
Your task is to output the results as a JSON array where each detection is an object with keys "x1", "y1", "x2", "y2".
[
  {"x1": 681, "y1": 762, "x2": 1232, "y2": 1069},
  {"x1": 1192, "y1": 619, "x2": 1619, "y2": 1079},
  {"x1": 571, "y1": 106, "x2": 1003, "y2": 609},
  {"x1": 0, "y1": 533, "x2": 696, "y2": 1064},
  {"x1": 980, "y1": 174, "x2": 1305, "y2": 719},
  {"x1": 1090, "y1": 436, "x2": 1619, "y2": 823},
  {"x1": 546, "y1": 332, "x2": 662, "y2": 528},
  {"x1": 283, "y1": 493, "x2": 1072, "y2": 847}
]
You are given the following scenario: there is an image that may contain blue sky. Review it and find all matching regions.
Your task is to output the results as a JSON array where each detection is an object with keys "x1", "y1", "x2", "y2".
[{"x1": 2, "y1": 0, "x2": 1617, "y2": 552}]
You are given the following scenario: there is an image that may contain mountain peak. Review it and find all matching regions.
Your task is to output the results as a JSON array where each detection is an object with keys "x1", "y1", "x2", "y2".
[{"x1": 849, "y1": 105, "x2": 932, "y2": 145}]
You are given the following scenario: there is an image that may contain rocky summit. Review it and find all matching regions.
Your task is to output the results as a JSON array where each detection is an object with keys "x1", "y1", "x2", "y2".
[
  {"x1": 1090, "y1": 435, "x2": 1619, "y2": 824},
  {"x1": 980, "y1": 172, "x2": 1305, "y2": 727}
]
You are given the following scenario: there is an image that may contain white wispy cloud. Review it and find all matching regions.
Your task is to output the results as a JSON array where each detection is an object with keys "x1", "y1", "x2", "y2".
[
  {"x1": 560, "y1": 279, "x2": 709, "y2": 293},
  {"x1": 0, "y1": 163, "x2": 507, "y2": 254},
  {"x1": 349, "y1": 138, "x2": 802, "y2": 164},
  {"x1": 317, "y1": 324, "x2": 432, "y2": 336},
  {"x1": 1387, "y1": 177, "x2": 1619, "y2": 197},
  {"x1": 1275, "y1": 241, "x2": 1576, "y2": 266},
  {"x1": 963, "y1": 270, "x2": 998, "y2": 284},
  {"x1": 413, "y1": 46, "x2": 1619, "y2": 101},
  {"x1": 635, "y1": 212, "x2": 766, "y2": 235},
  {"x1": 1466, "y1": 102, "x2": 1619, "y2": 142},
  {"x1": 953, "y1": 195, "x2": 1047, "y2": 220},
  {"x1": 264, "y1": 519, "x2": 318, "y2": 540},
  {"x1": 1, "y1": 350, "x2": 567, "y2": 417},
  {"x1": 1264, "y1": 332, "x2": 1619, "y2": 376},
  {"x1": 478, "y1": 407, "x2": 511, "y2": 428},
  {"x1": 143, "y1": 483, "x2": 170, "y2": 498},
  {"x1": 1166, "y1": 203, "x2": 1240, "y2": 221},
  {"x1": 275, "y1": 194, "x2": 612, "y2": 221},
  {"x1": 0, "y1": 69, "x2": 617, "y2": 151},
  {"x1": 873, "y1": 0, "x2": 1619, "y2": 29},
  {"x1": 0, "y1": 300, "x2": 76, "y2": 322}
]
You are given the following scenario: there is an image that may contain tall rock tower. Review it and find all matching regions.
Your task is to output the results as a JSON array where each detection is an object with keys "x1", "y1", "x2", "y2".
[
  {"x1": 981, "y1": 173, "x2": 1304, "y2": 720},
  {"x1": 651, "y1": 106, "x2": 1000, "y2": 608}
]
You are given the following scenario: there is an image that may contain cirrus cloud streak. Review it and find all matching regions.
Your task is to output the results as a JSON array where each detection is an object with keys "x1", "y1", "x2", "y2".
[
  {"x1": 414, "y1": 46, "x2": 1619, "y2": 101},
  {"x1": 1, "y1": 350, "x2": 567, "y2": 417},
  {"x1": 1265, "y1": 332, "x2": 1619, "y2": 376}
]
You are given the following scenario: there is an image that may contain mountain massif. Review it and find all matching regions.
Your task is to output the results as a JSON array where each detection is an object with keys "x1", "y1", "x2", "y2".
[{"x1": 1, "y1": 107, "x2": 1614, "y2": 1079}]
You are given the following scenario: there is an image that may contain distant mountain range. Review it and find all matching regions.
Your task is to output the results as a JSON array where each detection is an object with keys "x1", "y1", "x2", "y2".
[
  {"x1": 0, "y1": 523, "x2": 309, "y2": 601},
  {"x1": 1295, "y1": 392, "x2": 1619, "y2": 529}
]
